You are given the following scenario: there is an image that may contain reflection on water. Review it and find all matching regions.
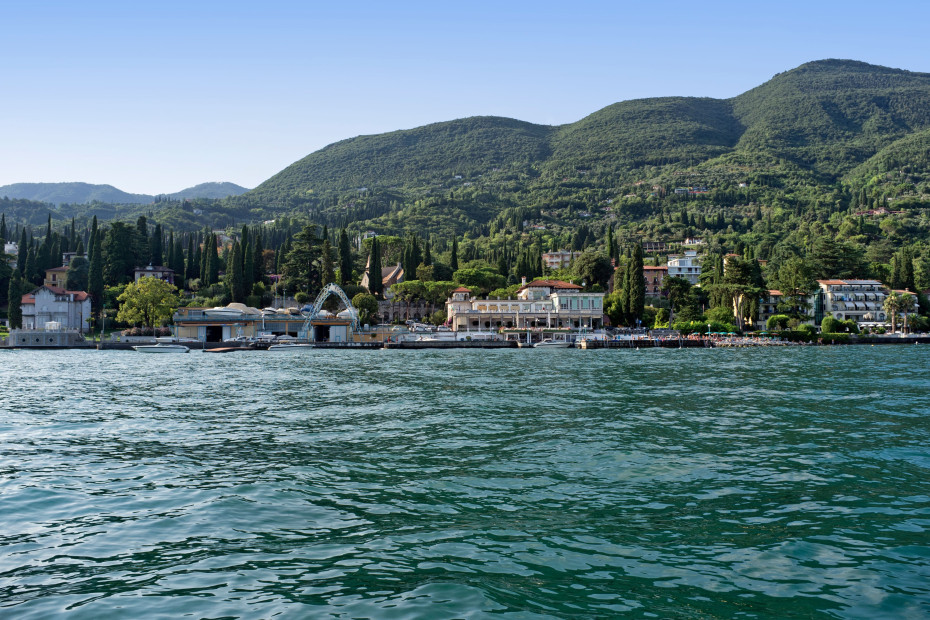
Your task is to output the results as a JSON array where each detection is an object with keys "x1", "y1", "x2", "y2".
[{"x1": 1, "y1": 347, "x2": 929, "y2": 618}]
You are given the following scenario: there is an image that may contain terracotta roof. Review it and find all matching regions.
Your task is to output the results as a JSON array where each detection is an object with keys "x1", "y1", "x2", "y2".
[
  {"x1": 817, "y1": 279, "x2": 883, "y2": 286},
  {"x1": 520, "y1": 279, "x2": 583, "y2": 290},
  {"x1": 46, "y1": 266, "x2": 69, "y2": 272},
  {"x1": 452, "y1": 287, "x2": 471, "y2": 293},
  {"x1": 21, "y1": 285, "x2": 90, "y2": 302},
  {"x1": 768, "y1": 289, "x2": 783, "y2": 296},
  {"x1": 643, "y1": 266, "x2": 668, "y2": 271}
]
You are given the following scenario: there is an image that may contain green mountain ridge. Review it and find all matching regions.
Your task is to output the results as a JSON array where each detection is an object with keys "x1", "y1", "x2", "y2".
[
  {"x1": 0, "y1": 181, "x2": 250, "y2": 205},
  {"x1": 249, "y1": 59, "x2": 930, "y2": 202}
]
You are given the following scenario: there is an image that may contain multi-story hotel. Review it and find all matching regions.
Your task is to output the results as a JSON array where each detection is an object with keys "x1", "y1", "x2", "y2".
[
  {"x1": 812, "y1": 279, "x2": 919, "y2": 325},
  {"x1": 446, "y1": 279, "x2": 605, "y2": 331}
]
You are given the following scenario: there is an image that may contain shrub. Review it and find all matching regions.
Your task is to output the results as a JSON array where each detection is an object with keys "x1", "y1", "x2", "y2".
[
  {"x1": 673, "y1": 320, "x2": 738, "y2": 335},
  {"x1": 779, "y1": 330, "x2": 815, "y2": 342},
  {"x1": 841, "y1": 319, "x2": 859, "y2": 334},
  {"x1": 821, "y1": 316, "x2": 842, "y2": 333},
  {"x1": 705, "y1": 306, "x2": 734, "y2": 324},
  {"x1": 766, "y1": 314, "x2": 791, "y2": 330},
  {"x1": 821, "y1": 333, "x2": 850, "y2": 344}
]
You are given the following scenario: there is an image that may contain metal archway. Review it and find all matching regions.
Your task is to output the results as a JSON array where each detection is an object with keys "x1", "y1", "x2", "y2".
[{"x1": 303, "y1": 283, "x2": 360, "y2": 333}]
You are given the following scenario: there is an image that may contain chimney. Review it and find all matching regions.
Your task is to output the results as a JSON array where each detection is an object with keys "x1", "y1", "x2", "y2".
[{"x1": 521, "y1": 276, "x2": 527, "y2": 286}]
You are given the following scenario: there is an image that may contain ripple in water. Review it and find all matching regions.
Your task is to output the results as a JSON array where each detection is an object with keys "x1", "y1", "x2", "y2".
[{"x1": 1, "y1": 347, "x2": 929, "y2": 618}]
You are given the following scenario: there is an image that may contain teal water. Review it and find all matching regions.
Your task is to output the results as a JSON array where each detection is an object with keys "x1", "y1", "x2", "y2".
[{"x1": 1, "y1": 347, "x2": 928, "y2": 618}]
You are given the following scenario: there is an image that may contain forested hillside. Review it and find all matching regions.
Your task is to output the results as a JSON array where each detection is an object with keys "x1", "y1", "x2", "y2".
[{"x1": 4, "y1": 59, "x2": 930, "y2": 333}]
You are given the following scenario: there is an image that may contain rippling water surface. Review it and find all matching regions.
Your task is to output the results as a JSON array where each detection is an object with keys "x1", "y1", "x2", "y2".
[{"x1": 1, "y1": 347, "x2": 929, "y2": 618}]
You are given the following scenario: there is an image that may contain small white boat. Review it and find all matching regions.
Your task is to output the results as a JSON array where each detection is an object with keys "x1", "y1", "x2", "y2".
[
  {"x1": 533, "y1": 339, "x2": 570, "y2": 348},
  {"x1": 268, "y1": 343, "x2": 313, "y2": 351},
  {"x1": 133, "y1": 343, "x2": 190, "y2": 353}
]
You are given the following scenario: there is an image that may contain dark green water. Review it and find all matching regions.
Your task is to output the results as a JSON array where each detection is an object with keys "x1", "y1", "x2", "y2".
[{"x1": 1, "y1": 347, "x2": 928, "y2": 618}]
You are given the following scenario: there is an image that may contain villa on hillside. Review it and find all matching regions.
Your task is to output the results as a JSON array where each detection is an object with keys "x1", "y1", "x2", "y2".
[
  {"x1": 445, "y1": 279, "x2": 605, "y2": 331},
  {"x1": 134, "y1": 265, "x2": 175, "y2": 285},
  {"x1": 644, "y1": 265, "x2": 667, "y2": 298},
  {"x1": 360, "y1": 259, "x2": 404, "y2": 298},
  {"x1": 21, "y1": 286, "x2": 92, "y2": 332},
  {"x1": 44, "y1": 266, "x2": 70, "y2": 288},
  {"x1": 667, "y1": 250, "x2": 702, "y2": 285},
  {"x1": 542, "y1": 250, "x2": 582, "y2": 270}
]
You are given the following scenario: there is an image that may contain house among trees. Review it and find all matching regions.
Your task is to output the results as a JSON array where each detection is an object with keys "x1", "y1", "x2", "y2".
[
  {"x1": 134, "y1": 264, "x2": 175, "y2": 285},
  {"x1": 542, "y1": 250, "x2": 581, "y2": 270},
  {"x1": 20, "y1": 286, "x2": 92, "y2": 332},
  {"x1": 360, "y1": 258, "x2": 404, "y2": 297},
  {"x1": 44, "y1": 266, "x2": 69, "y2": 288}
]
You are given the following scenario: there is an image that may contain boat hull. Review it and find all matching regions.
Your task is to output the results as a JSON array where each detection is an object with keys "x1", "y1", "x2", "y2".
[{"x1": 132, "y1": 344, "x2": 190, "y2": 353}]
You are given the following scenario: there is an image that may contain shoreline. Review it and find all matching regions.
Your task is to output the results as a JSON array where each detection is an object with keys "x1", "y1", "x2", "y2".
[{"x1": 2, "y1": 335, "x2": 929, "y2": 351}]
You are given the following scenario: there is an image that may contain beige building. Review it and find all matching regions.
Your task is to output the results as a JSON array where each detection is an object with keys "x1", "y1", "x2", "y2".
[
  {"x1": 542, "y1": 250, "x2": 582, "y2": 270},
  {"x1": 446, "y1": 279, "x2": 605, "y2": 331}
]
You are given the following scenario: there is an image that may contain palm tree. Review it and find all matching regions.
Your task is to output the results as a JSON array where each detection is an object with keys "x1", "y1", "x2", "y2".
[{"x1": 883, "y1": 292, "x2": 914, "y2": 333}]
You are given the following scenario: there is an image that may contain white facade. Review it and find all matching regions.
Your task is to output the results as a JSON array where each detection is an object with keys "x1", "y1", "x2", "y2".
[
  {"x1": 667, "y1": 250, "x2": 702, "y2": 285},
  {"x1": 446, "y1": 280, "x2": 604, "y2": 331},
  {"x1": 21, "y1": 286, "x2": 92, "y2": 332}
]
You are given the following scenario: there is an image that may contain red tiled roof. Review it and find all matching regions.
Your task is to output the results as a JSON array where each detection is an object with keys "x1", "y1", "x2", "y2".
[
  {"x1": 768, "y1": 289, "x2": 783, "y2": 296},
  {"x1": 520, "y1": 279, "x2": 582, "y2": 290},
  {"x1": 643, "y1": 266, "x2": 668, "y2": 271},
  {"x1": 452, "y1": 287, "x2": 471, "y2": 293},
  {"x1": 46, "y1": 266, "x2": 69, "y2": 272},
  {"x1": 21, "y1": 286, "x2": 90, "y2": 303}
]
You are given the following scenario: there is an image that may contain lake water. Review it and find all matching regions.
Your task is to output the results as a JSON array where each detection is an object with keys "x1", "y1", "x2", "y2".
[{"x1": 1, "y1": 346, "x2": 928, "y2": 618}]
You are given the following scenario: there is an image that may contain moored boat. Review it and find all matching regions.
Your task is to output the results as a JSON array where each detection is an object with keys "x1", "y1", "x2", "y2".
[
  {"x1": 267, "y1": 343, "x2": 313, "y2": 351},
  {"x1": 533, "y1": 339, "x2": 570, "y2": 348},
  {"x1": 132, "y1": 343, "x2": 190, "y2": 353}
]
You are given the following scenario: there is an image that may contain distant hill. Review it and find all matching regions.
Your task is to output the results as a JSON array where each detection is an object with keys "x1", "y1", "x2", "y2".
[
  {"x1": 248, "y1": 59, "x2": 930, "y2": 200},
  {"x1": 0, "y1": 182, "x2": 149, "y2": 205},
  {"x1": 167, "y1": 182, "x2": 250, "y2": 200},
  {"x1": 0, "y1": 181, "x2": 249, "y2": 205}
]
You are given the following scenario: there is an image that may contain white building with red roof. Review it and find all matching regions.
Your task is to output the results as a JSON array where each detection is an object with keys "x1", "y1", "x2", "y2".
[
  {"x1": 21, "y1": 285, "x2": 92, "y2": 332},
  {"x1": 445, "y1": 278, "x2": 604, "y2": 331}
]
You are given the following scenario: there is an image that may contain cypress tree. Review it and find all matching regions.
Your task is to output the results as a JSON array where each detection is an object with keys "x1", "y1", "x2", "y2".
[
  {"x1": 368, "y1": 237, "x2": 383, "y2": 298},
  {"x1": 227, "y1": 241, "x2": 244, "y2": 302},
  {"x1": 629, "y1": 244, "x2": 645, "y2": 326},
  {"x1": 7, "y1": 270, "x2": 23, "y2": 329},
  {"x1": 150, "y1": 223, "x2": 163, "y2": 265},
  {"x1": 321, "y1": 237, "x2": 334, "y2": 286},
  {"x1": 89, "y1": 232, "x2": 104, "y2": 318},
  {"x1": 200, "y1": 234, "x2": 211, "y2": 284},
  {"x1": 423, "y1": 239, "x2": 432, "y2": 266},
  {"x1": 450, "y1": 237, "x2": 459, "y2": 272},
  {"x1": 338, "y1": 228, "x2": 351, "y2": 286},
  {"x1": 209, "y1": 235, "x2": 220, "y2": 285},
  {"x1": 253, "y1": 234, "x2": 264, "y2": 285},
  {"x1": 24, "y1": 246, "x2": 38, "y2": 286},
  {"x1": 186, "y1": 235, "x2": 196, "y2": 281},
  {"x1": 243, "y1": 240, "x2": 255, "y2": 294},
  {"x1": 17, "y1": 228, "x2": 27, "y2": 272}
]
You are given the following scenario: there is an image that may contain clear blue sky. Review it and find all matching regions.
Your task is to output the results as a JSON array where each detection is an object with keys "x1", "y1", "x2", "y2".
[{"x1": 1, "y1": 1, "x2": 928, "y2": 195}]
